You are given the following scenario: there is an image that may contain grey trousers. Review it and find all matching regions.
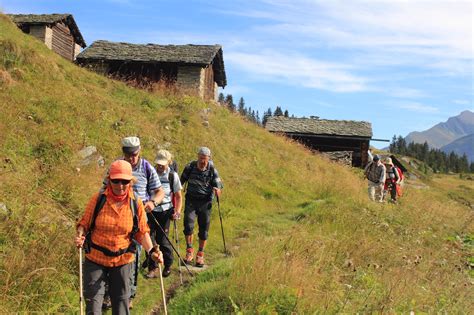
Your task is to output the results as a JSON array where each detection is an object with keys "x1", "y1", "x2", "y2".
[{"x1": 83, "y1": 258, "x2": 131, "y2": 315}]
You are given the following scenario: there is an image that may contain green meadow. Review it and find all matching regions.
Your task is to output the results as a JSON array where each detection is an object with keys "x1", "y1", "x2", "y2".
[{"x1": 0, "y1": 15, "x2": 472, "y2": 313}]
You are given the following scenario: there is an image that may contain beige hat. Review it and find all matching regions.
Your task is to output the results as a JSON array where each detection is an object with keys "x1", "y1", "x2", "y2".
[
  {"x1": 154, "y1": 149, "x2": 172, "y2": 166},
  {"x1": 385, "y1": 157, "x2": 394, "y2": 165},
  {"x1": 122, "y1": 136, "x2": 140, "y2": 154}
]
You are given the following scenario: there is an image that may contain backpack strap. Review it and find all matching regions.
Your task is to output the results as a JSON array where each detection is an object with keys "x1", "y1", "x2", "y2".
[{"x1": 85, "y1": 193, "x2": 139, "y2": 257}]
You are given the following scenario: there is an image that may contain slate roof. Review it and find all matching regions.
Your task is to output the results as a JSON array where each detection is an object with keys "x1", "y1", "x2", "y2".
[
  {"x1": 265, "y1": 116, "x2": 373, "y2": 138},
  {"x1": 8, "y1": 13, "x2": 86, "y2": 47},
  {"x1": 76, "y1": 40, "x2": 227, "y2": 87}
]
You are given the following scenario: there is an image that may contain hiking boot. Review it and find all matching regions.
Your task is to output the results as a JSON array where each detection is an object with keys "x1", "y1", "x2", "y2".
[
  {"x1": 102, "y1": 295, "x2": 112, "y2": 310},
  {"x1": 185, "y1": 248, "x2": 194, "y2": 265},
  {"x1": 146, "y1": 267, "x2": 159, "y2": 279},
  {"x1": 162, "y1": 266, "x2": 171, "y2": 278},
  {"x1": 195, "y1": 251, "x2": 205, "y2": 268}
]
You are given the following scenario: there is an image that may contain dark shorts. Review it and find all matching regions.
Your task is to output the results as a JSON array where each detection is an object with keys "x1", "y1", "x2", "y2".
[{"x1": 183, "y1": 197, "x2": 212, "y2": 240}]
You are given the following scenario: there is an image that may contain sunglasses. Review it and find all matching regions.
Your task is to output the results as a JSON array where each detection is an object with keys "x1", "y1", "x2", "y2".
[{"x1": 111, "y1": 179, "x2": 131, "y2": 185}]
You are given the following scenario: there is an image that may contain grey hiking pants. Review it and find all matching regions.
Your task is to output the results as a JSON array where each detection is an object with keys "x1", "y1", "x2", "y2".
[{"x1": 83, "y1": 258, "x2": 131, "y2": 315}]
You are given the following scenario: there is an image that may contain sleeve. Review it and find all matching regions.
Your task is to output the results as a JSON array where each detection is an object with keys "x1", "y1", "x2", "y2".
[
  {"x1": 172, "y1": 171, "x2": 183, "y2": 193},
  {"x1": 212, "y1": 168, "x2": 223, "y2": 189},
  {"x1": 180, "y1": 164, "x2": 191, "y2": 184},
  {"x1": 146, "y1": 161, "x2": 162, "y2": 193},
  {"x1": 134, "y1": 198, "x2": 150, "y2": 243},
  {"x1": 77, "y1": 193, "x2": 100, "y2": 233}
]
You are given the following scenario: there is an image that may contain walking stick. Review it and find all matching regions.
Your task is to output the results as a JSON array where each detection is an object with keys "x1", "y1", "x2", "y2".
[
  {"x1": 216, "y1": 194, "x2": 227, "y2": 254},
  {"x1": 157, "y1": 263, "x2": 168, "y2": 315},
  {"x1": 79, "y1": 248, "x2": 84, "y2": 315},
  {"x1": 173, "y1": 220, "x2": 183, "y2": 285},
  {"x1": 149, "y1": 214, "x2": 194, "y2": 276}
]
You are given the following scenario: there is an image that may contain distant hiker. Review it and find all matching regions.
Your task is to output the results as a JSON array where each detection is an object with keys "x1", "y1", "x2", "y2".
[
  {"x1": 384, "y1": 157, "x2": 400, "y2": 203},
  {"x1": 102, "y1": 136, "x2": 164, "y2": 308},
  {"x1": 180, "y1": 147, "x2": 223, "y2": 267},
  {"x1": 75, "y1": 160, "x2": 163, "y2": 314},
  {"x1": 364, "y1": 154, "x2": 386, "y2": 202},
  {"x1": 146, "y1": 149, "x2": 183, "y2": 279}
]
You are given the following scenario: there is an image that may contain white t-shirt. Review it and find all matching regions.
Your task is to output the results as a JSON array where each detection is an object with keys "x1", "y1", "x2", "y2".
[{"x1": 153, "y1": 168, "x2": 182, "y2": 212}]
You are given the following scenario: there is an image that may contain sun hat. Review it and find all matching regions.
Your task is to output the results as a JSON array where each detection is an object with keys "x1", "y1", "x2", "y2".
[
  {"x1": 197, "y1": 146, "x2": 211, "y2": 157},
  {"x1": 154, "y1": 149, "x2": 172, "y2": 166},
  {"x1": 121, "y1": 136, "x2": 140, "y2": 155},
  {"x1": 109, "y1": 160, "x2": 133, "y2": 180},
  {"x1": 385, "y1": 157, "x2": 394, "y2": 165}
]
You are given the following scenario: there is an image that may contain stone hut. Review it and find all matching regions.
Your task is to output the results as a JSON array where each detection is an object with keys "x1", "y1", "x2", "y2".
[
  {"x1": 265, "y1": 116, "x2": 373, "y2": 167},
  {"x1": 8, "y1": 13, "x2": 86, "y2": 61},
  {"x1": 75, "y1": 40, "x2": 227, "y2": 101}
]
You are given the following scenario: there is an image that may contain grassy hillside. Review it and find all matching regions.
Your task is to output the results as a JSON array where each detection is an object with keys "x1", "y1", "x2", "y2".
[{"x1": 0, "y1": 14, "x2": 472, "y2": 313}]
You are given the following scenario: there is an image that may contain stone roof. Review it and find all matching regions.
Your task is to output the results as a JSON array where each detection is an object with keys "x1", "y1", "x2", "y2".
[
  {"x1": 76, "y1": 40, "x2": 227, "y2": 87},
  {"x1": 265, "y1": 116, "x2": 373, "y2": 138},
  {"x1": 8, "y1": 13, "x2": 86, "y2": 47}
]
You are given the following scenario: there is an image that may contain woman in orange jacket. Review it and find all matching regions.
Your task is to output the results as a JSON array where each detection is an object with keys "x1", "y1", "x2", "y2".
[{"x1": 75, "y1": 160, "x2": 162, "y2": 314}]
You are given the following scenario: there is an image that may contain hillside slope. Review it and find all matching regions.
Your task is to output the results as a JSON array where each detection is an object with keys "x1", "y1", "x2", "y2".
[{"x1": 0, "y1": 15, "x2": 472, "y2": 313}]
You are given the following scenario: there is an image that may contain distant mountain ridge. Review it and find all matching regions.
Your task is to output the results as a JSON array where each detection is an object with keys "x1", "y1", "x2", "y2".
[
  {"x1": 405, "y1": 110, "x2": 474, "y2": 161},
  {"x1": 405, "y1": 110, "x2": 474, "y2": 148},
  {"x1": 440, "y1": 133, "x2": 474, "y2": 162}
]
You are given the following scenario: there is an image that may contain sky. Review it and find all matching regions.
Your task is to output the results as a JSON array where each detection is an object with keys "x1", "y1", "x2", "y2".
[{"x1": 1, "y1": 0, "x2": 472, "y2": 148}]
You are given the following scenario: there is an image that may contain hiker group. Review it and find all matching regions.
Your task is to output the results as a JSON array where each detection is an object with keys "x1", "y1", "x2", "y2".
[
  {"x1": 74, "y1": 137, "x2": 223, "y2": 314},
  {"x1": 364, "y1": 152, "x2": 403, "y2": 203}
]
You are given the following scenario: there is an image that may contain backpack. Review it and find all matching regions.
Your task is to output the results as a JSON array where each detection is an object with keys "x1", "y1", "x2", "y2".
[
  {"x1": 396, "y1": 167, "x2": 404, "y2": 183},
  {"x1": 84, "y1": 193, "x2": 139, "y2": 257}
]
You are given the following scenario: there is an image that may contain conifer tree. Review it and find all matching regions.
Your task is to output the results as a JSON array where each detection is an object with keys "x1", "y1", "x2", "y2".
[
  {"x1": 274, "y1": 106, "x2": 283, "y2": 116},
  {"x1": 284, "y1": 110, "x2": 289, "y2": 117},
  {"x1": 225, "y1": 94, "x2": 235, "y2": 112},
  {"x1": 218, "y1": 92, "x2": 225, "y2": 104},
  {"x1": 262, "y1": 108, "x2": 272, "y2": 126},
  {"x1": 238, "y1": 97, "x2": 245, "y2": 115}
]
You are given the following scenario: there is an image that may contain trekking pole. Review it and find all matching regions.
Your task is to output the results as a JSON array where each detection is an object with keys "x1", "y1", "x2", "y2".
[
  {"x1": 149, "y1": 215, "x2": 194, "y2": 276},
  {"x1": 216, "y1": 194, "x2": 227, "y2": 254},
  {"x1": 157, "y1": 263, "x2": 168, "y2": 315},
  {"x1": 79, "y1": 248, "x2": 84, "y2": 315},
  {"x1": 173, "y1": 220, "x2": 183, "y2": 285}
]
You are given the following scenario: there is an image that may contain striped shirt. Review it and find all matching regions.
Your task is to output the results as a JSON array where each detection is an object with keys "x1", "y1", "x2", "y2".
[
  {"x1": 77, "y1": 188, "x2": 150, "y2": 267},
  {"x1": 153, "y1": 168, "x2": 182, "y2": 212}
]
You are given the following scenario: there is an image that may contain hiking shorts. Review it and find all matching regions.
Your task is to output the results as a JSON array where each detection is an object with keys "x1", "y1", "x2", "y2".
[
  {"x1": 83, "y1": 258, "x2": 131, "y2": 315},
  {"x1": 183, "y1": 197, "x2": 212, "y2": 240}
]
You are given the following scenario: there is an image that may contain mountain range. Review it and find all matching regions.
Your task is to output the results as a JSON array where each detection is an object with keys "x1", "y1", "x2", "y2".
[{"x1": 405, "y1": 110, "x2": 474, "y2": 161}]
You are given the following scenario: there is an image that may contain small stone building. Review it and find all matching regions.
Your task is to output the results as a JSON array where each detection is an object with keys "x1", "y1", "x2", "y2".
[
  {"x1": 8, "y1": 13, "x2": 86, "y2": 61},
  {"x1": 75, "y1": 40, "x2": 227, "y2": 101},
  {"x1": 265, "y1": 116, "x2": 373, "y2": 167}
]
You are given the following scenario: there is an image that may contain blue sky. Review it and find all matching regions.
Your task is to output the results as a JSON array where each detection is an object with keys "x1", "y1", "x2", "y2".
[{"x1": 1, "y1": 0, "x2": 472, "y2": 148}]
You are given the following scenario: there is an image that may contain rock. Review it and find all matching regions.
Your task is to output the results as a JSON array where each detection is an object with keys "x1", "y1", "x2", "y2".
[
  {"x1": 0, "y1": 202, "x2": 9, "y2": 216},
  {"x1": 77, "y1": 146, "x2": 105, "y2": 167},
  {"x1": 202, "y1": 120, "x2": 209, "y2": 127}
]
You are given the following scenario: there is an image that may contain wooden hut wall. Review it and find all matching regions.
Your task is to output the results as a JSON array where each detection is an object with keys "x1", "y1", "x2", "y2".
[
  {"x1": 202, "y1": 65, "x2": 215, "y2": 100},
  {"x1": 51, "y1": 22, "x2": 75, "y2": 61},
  {"x1": 102, "y1": 61, "x2": 178, "y2": 86},
  {"x1": 289, "y1": 134, "x2": 369, "y2": 167}
]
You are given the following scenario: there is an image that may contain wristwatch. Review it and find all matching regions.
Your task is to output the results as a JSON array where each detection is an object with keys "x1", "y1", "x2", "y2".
[{"x1": 152, "y1": 200, "x2": 160, "y2": 207}]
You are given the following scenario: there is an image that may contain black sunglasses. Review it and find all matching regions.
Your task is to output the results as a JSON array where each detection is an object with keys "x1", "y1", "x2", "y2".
[{"x1": 111, "y1": 179, "x2": 131, "y2": 185}]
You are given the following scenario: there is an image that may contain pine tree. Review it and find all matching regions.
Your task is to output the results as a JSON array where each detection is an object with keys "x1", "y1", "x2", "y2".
[
  {"x1": 284, "y1": 110, "x2": 289, "y2": 117},
  {"x1": 225, "y1": 94, "x2": 235, "y2": 112},
  {"x1": 218, "y1": 92, "x2": 225, "y2": 104},
  {"x1": 238, "y1": 97, "x2": 245, "y2": 115},
  {"x1": 262, "y1": 108, "x2": 272, "y2": 126},
  {"x1": 274, "y1": 106, "x2": 283, "y2": 116},
  {"x1": 256, "y1": 110, "x2": 261, "y2": 126}
]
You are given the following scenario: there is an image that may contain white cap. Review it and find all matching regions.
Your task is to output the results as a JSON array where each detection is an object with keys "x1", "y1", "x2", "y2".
[{"x1": 121, "y1": 136, "x2": 140, "y2": 154}]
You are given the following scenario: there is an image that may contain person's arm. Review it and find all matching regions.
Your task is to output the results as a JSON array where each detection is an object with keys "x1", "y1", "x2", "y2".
[
  {"x1": 141, "y1": 233, "x2": 163, "y2": 264},
  {"x1": 180, "y1": 164, "x2": 191, "y2": 185},
  {"x1": 144, "y1": 162, "x2": 164, "y2": 212},
  {"x1": 212, "y1": 167, "x2": 223, "y2": 198},
  {"x1": 379, "y1": 166, "x2": 386, "y2": 184},
  {"x1": 74, "y1": 193, "x2": 99, "y2": 248}
]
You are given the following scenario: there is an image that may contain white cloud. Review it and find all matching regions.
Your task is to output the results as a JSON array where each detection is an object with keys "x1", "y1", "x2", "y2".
[
  {"x1": 386, "y1": 88, "x2": 427, "y2": 99},
  {"x1": 226, "y1": 51, "x2": 368, "y2": 92},
  {"x1": 396, "y1": 102, "x2": 439, "y2": 113},
  {"x1": 453, "y1": 99, "x2": 471, "y2": 105}
]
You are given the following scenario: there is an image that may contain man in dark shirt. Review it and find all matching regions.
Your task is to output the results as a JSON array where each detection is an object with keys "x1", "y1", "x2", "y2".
[{"x1": 180, "y1": 147, "x2": 223, "y2": 267}]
